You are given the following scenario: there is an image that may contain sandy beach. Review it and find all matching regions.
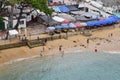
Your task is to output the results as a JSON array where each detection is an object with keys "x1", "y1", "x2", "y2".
[{"x1": 0, "y1": 24, "x2": 120, "y2": 65}]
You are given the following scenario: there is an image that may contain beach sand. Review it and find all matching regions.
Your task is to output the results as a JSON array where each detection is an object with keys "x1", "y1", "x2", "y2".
[{"x1": 0, "y1": 24, "x2": 120, "y2": 65}]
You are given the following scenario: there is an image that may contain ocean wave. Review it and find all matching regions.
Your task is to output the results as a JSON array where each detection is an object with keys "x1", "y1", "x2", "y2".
[
  {"x1": 104, "y1": 51, "x2": 120, "y2": 54},
  {"x1": 1, "y1": 55, "x2": 39, "y2": 66}
]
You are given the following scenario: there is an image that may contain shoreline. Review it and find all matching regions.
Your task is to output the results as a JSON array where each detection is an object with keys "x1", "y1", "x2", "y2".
[
  {"x1": 1, "y1": 48, "x2": 120, "y2": 67},
  {"x1": 0, "y1": 24, "x2": 120, "y2": 65}
]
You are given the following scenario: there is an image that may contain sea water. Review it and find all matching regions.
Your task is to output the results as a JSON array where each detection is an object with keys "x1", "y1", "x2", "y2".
[{"x1": 0, "y1": 52, "x2": 120, "y2": 80}]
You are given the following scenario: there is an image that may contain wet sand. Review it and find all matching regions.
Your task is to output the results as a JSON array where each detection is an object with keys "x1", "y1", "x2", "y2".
[{"x1": 0, "y1": 24, "x2": 120, "y2": 65}]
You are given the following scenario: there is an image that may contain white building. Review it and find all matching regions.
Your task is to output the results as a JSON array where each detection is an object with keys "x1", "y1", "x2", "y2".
[{"x1": 3, "y1": 17, "x2": 27, "y2": 37}]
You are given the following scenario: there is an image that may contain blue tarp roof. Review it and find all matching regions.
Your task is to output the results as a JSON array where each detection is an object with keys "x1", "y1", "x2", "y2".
[
  {"x1": 59, "y1": 5, "x2": 70, "y2": 13},
  {"x1": 53, "y1": 7, "x2": 61, "y2": 12}
]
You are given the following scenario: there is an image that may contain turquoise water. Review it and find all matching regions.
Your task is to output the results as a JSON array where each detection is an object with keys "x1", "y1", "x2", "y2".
[{"x1": 0, "y1": 52, "x2": 120, "y2": 80}]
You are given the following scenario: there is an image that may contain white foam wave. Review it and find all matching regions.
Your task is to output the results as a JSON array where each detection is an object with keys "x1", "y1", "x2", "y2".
[
  {"x1": 1, "y1": 55, "x2": 39, "y2": 66},
  {"x1": 104, "y1": 51, "x2": 120, "y2": 54}
]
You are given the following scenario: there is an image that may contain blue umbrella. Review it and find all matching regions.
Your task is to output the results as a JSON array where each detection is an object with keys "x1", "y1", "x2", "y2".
[
  {"x1": 59, "y1": 5, "x2": 70, "y2": 13},
  {"x1": 93, "y1": 21, "x2": 101, "y2": 26},
  {"x1": 61, "y1": 24, "x2": 69, "y2": 29},
  {"x1": 55, "y1": 25, "x2": 63, "y2": 29},
  {"x1": 86, "y1": 21, "x2": 95, "y2": 27},
  {"x1": 68, "y1": 23, "x2": 76, "y2": 28}
]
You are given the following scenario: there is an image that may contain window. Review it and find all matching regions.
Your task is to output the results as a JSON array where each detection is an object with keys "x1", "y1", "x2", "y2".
[{"x1": 19, "y1": 21, "x2": 24, "y2": 25}]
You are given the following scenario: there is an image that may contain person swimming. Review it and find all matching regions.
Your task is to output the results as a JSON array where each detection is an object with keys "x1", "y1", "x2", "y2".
[{"x1": 40, "y1": 51, "x2": 43, "y2": 57}]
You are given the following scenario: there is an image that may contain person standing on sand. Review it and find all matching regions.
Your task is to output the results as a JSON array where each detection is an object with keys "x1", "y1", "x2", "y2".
[
  {"x1": 37, "y1": 36, "x2": 40, "y2": 40},
  {"x1": 87, "y1": 39, "x2": 89, "y2": 44},
  {"x1": 43, "y1": 46, "x2": 45, "y2": 52},
  {"x1": 94, "y1": 47, "x2": 97, "y2": 52},
  {"x1": 61, "y1": 51, "x2": 64, "y2": 57},
  {"x1": 59, "y1": 45, "x2": 62, "y2": 52},
  {"x1": 87, "y1": 39, "x2": 89, "y2": 47},
  {"x1": 59, "y1": 45, "x2": 64, "y2": 57},
  {"x1": 111, "y1": 33, "x2": 113, "y2": 37}
]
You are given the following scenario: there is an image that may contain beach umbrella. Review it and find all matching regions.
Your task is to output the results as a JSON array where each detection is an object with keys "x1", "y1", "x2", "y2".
[
  {"x1": 93, "y1": 21, "x2": 101, "y2": 26},
  {"x1": 46, "y1": 27, "x2": 55, "y2": 31},
  {"x1": 46, "y1": 27, "x2": 55, "y2": 33},
  {"x1": 80, "y1": 23, "x2": 87, "y2": 27},
  {"x1": 61, "y1": 24, "x2": 69, "y2": 29},
  {"x1": 86, "y1": 21, "x2": 95, "y2": 27},
  {"x1": 68, "y1": 23, "x2": 76, "y2": 28},
  {"x1": 53, "y1": 7, "x2": 61, "y2": 12},
  {"x1": 55, "y1": 25, "x2": 63, "y2": 29},
  {"x1": 62, "y1": 19, "x2": 70, "y2": 23},
  {"x1": 59, "y1": 5, "x2": 70, "y2": 13},
  {"x1": 100, "y1": 19, "x2": 108, "y2": 25},
  {"x1": 75, "y1": 23, "x2": 81, "y2": 28}
]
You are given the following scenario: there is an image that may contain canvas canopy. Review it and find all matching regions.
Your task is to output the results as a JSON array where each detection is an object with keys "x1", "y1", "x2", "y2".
[{"x1": 9, "y1": 30, "x2": 18, "y2": 36}]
